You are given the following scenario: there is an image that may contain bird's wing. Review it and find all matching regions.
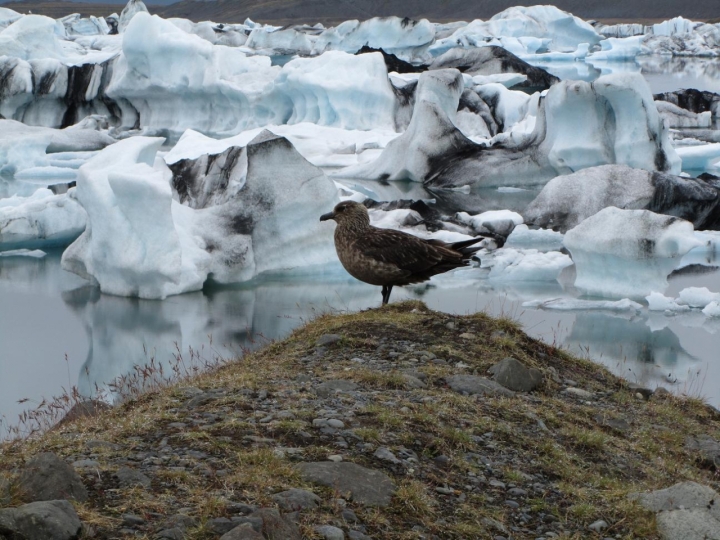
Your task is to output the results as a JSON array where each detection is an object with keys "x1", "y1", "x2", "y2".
[{"x1": 353, "y1": 228, "x2": 457, "y2": 274}]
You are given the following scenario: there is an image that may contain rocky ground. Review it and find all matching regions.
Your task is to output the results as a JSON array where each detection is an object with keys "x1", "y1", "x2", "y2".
[{"x1": 1, "y1": 301, "x2": 719, "y2": 540}]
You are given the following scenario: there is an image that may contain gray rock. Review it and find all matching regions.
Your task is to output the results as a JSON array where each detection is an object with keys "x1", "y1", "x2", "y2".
[
  {"x1": 271, "y1": 488, "x2": 321, "y2": 512},
  {"x1": 445, "y1": 375, "x2": 514, "y2": 397},
  {"x1": 315, "y1": 524, "x2": 345, "y2": 540},
  {"x1": 0, "y1": 500, "x2": 81, "y2": 540},
  {"x1": 656, "y1": 508, "x2": 720, "y2": 540},
  {"x1": 160, "y1": 514, "x2": 197, "y2": 531},
  {"x1": 115, "y1": 466, "x2": 151, "y2": 489},
  {"x1": 207, "y1": 517, "x2": 237, "y2": 534},
  {"x1": 631, "y1": 481, "x2": 720, "y2": 539},
  {"x1": 686, "y1": 436, "x2": 720, "y2": 469},
  {"x1": 488, "y1": 357, "x2": 542, "y2": 392},
  {"x1": 374, "y1": 447, "x2": 401, "y2": 464},
  {"x1": 298, "y1": 462, "x2": 396, "y2": 507},
  {"x1": 594, "y1": 413, "x2": 630, "y2": 433},
  {"x1": 16, "y1": 453, "x2": 88, "y2": 503},
  {"x1": 221, "y1": 523, "x2": 264, "y2": 540},
  {"x1": 348, "y1": 532, "x2": 372, "y2": 540},
  {"x1": 315, "y1": 380, "x2": 359, "y2": 398},
  {"x1": 631, "y1": 482, "x2": 720, "y2": 519},
  {"x1": 563, "y1": 387, "x2": 594, "y2": 400},
  {"x1": 317, "y1": 334, "x2": 342, "y2": 346},
  {"x1": 250, "y1": 508, "x2": 301, "y2": 540},
  {"x1": 402, "y1": 374, "x2": 427, "y2": 389},
  {"x1": 156, "y1": 528, "x2": 185, "y2": 540},
  {"x1": 121, "y1": 514, "x2": 145, "y2": 527},
  {"x1": 588, "y1": 520, "x2": 608, "y2": 532}
]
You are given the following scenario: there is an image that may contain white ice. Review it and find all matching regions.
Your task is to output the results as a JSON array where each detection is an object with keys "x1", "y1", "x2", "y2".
[
  {"x1": 677, "y1": 287, "x2": 720, "y2": 308},
  {"x1": 564, "y1": 207, "x2": 704, "y2": 298},
  {"x1": 482, "y1": 248, "x2": 572, "y2": 281},
  {"x1": 0, "y1": 188, "x2": 87, "y2": 251},
  {"x1": 646, "y1": 291, "x2": 691, "y2": 312},
  {"x1": 522, "y1": 298, "x2": 643, "y2": 311}
]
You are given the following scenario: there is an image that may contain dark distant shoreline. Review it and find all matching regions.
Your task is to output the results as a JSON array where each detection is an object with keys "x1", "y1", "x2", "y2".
[{"x1": 1, "y1": 0, "x2": 718, "y2": 25}]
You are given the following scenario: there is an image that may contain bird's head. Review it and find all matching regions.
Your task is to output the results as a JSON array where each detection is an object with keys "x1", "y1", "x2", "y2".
[{"x1": 319, "y1": 200, "x2": 370, "y2": 228}]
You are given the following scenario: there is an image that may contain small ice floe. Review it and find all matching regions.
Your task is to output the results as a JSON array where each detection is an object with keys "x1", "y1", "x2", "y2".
[
  {"x1": 0, "y1": 249, "x2": 46, "y2": 258},
  {"x1": 645, "y1": 292, "x2": 690, "y2": 312},
  {"x1": 703, "y1": 302, "x2": 720, "y2": 317},
  {"x1": 677, "y1": 287, "x2": 720, "y2": 308},
  {"x1": 522, "y1": 298, "x2": 643, "y2": 312}
]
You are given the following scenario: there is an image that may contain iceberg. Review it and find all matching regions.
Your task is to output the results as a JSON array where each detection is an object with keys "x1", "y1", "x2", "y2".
[
  {"x1": 677, "y1": 287, "x2": 720, "y2": 308},
  {"x1": 428, "y1": 46, "x2": 558, "y2": 90},
  {"x1": 0, "y1": 188, "x2": 87, "y2": 251},
  {"x1": 61, "y1": 130, "x2": 339, "y2": 299},
  {"x1": 564, "y1": 207, "x2": 704, "y2": 298},
  {"x1": 523, "y1": 164, "x2": 720, "y2": 233},
  {"x1": 334, "y1": 69, "x2": 474, "y2": 182},
  {"x1": 483, "y1": 248, "x2": 573, "y2": 281},
  {"x1": 656, "y1": 101, "x2": 712, "y2": 128},
  {"x1": 313, "y1": 17, "x2": 435, "y2": 56},
  {"x1": 646, "y1": 291, "x2": 691, "y2": 312}
]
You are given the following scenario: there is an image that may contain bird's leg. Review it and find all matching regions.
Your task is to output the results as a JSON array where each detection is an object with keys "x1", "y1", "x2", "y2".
[{"x1": 381, "y1": 285, "x2": 393, "y2": 305}]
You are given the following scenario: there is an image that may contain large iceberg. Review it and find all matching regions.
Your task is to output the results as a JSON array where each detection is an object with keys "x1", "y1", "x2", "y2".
[
  {"x1": 524, "y1": 164, "x2": 720, "y2": 232},
  {"x1": 61, "y1": 131, "x2": 339, "y2": 298},
  {"x1": 340, "y1": 72, "x2": 680, "y2": 188},
  {"x1": 564, "y1": 207, "x2": 704, "y2": 298}
]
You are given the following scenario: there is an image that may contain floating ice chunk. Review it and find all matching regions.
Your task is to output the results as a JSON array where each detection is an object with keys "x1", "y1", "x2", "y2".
[
  {"x1": 119, "y1": 0, "x2": 148, "y2": 32},
  {"x1": 522, "y1": 297, "x2": 642, "y2": 311},
  {"x1": 430, "y1": 6, "x2": 599, "y2": 55},
  {"x1": 165, "y1": 124, "x2": 397, "y2": 171},
  {"x1": 61, "y1": 136, "x2": 209, "y2": 299},
  {"x1": 523, "y1": 164, "x2": 720, "y2": 233},
  {"x1": 335, "y1": 69, "x2": 472, "y2": 182},
  {"x1": 652, "y1": 17, "x2": 699, "y2": 37},
  {"x1": 0, "y1": 7, "x2": 22, "y2": 30},
  {"x1": 0, "y1": 15, "x2": 67, "y2": 61},
  {"x1": 676, "y1": 143, "x2": 720, "y2": 170},
  {"x1": 486, "y1": 6, "x2": 601, "y2": 50},
  {"x1": 505, "y1": 224, "x2": 564, "y2": 250},
  {"x1": 0, "y1": 120, "x2": 114, "y2": 176},
  {"x1": 474, "y1": 83, "x2": 531, "y2": 132},
  {"x1": 646, "y1": 291, "x2": 691, "y2": 312},
  {"x1": 485, "y1": 248, "x2": 572, "y2": 281},
  {"x1": 564, "y1": 207, "x2": 704, "y2": 298},
  {"x1": 246, "y1": 26, "x2": 315, "y2": 55},
  {"x1": 677, "y1": 287, "x2": 720, "y2": 308},
  {"x1": 456, "y1": 210, "x2": 523, "y2": 236},
  {"x1": 540, "y1": 73, "x2": 681, "y2": 176},
  {"x1": 656, "y1": 101, "x2": 712, "y2": 129},
  {"x1": 0, "y1": 249, "x2": 46, "y2": 258},
  {"x1": 0, "y1": 188, "x2": 87, "y2": 251},
  {"x1": 313, "y1": 17, "x2": 435, "y2": 56},
  {"x1": 588, "y1": 35, "x2": 645, "y2": 60},
  {"x1": 428, "y1": 46, "x2": 558, "y2": 90},
  {"x1": 703, "y1": 302, "x2": 720, "y2": 317},
  {"x1": 272, "y1": 51, "x2": 398, "y2": 131}
]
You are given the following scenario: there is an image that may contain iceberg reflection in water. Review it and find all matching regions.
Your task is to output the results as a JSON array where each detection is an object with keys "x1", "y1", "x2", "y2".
[{"x1": 1, "y1": 251, "x2": 719, "y2": 438}]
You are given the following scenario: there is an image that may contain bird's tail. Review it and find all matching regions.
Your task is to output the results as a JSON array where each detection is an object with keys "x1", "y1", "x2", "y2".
[{"x1": 448, "y1": 237, "x2": 487, "y2": 259}]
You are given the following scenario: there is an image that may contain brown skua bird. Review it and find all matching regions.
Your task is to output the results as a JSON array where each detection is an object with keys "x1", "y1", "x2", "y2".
[{"x1": 320, "y1": 200, "x2": 484, "y2": 305}]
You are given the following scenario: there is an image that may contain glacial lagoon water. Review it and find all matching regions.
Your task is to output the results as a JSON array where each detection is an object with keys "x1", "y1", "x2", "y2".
[{"x1": 3, "y1": 61, "x2": 720, "y2": 437}]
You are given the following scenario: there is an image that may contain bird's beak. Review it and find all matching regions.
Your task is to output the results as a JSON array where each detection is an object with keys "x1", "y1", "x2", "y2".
[{"x1": 319, "y1": 211, "x2": 334, "y2": 222}]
